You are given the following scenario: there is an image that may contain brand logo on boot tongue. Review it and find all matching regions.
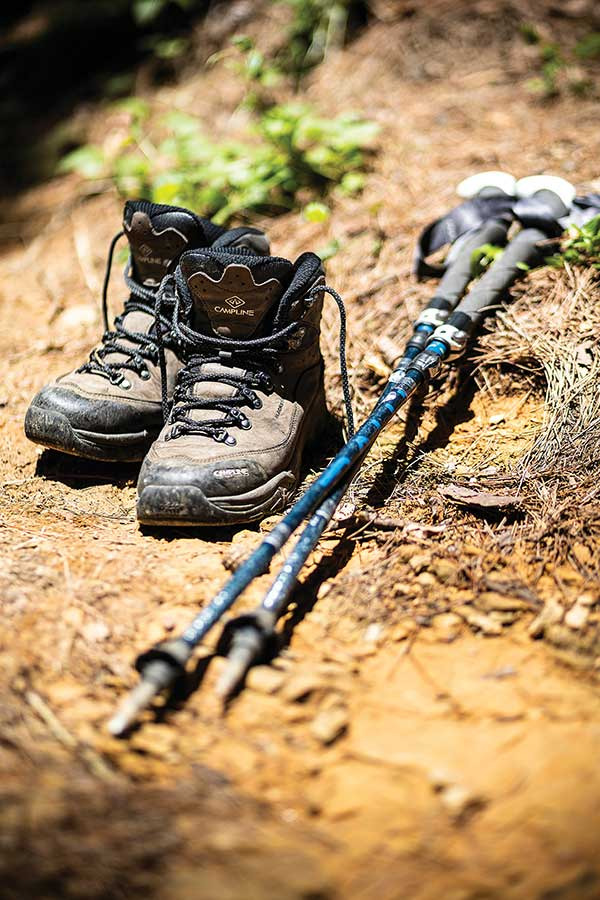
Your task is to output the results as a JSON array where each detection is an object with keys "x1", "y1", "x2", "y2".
[
  {"x1": 137, "y1": 242, "x2": 174, "y2": 268},
  {"x1": 215, "y1": 295, "x2": 254, "y2": 316},
  {"x1": 188, "y1": 263, "x2": 285, "y2": 337}
]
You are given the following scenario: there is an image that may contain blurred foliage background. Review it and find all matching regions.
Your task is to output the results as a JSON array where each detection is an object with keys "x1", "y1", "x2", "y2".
[{"x1": 2, "y1": 1, "x2": 600, "y2": 227}]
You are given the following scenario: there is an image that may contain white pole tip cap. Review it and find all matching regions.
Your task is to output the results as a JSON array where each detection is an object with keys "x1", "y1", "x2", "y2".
[
  {"x1": 456, "y1": 171, "x2": 517, "y2": 199},
  {"x1": 515, "y1": 175, "x2": 575, "y2": 207}
]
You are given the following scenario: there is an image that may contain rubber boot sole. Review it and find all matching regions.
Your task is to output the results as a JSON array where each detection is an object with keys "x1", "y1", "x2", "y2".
[
  {"x1": 136, "y1": 390, "x2": 329, "y2": 527},
  {"x1": 24, "y1": 405, "x2": 156, "y2": 463}
]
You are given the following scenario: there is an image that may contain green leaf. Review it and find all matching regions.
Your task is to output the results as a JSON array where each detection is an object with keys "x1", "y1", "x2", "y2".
[
  {"x1": 133, "y1": 0, "x2": 167, "y2": 25},
  {"x1": 576, "y1": 32, "x2": 600, "y2": 60},
  {"x1": 58, "y1": 145, "x2": 105, "y2": 179},
  {"x1": 152, "y1": 175, "x2": 183, "y2": 204},
  {"x1": 317, "y1": 238, "x2": 341, "y2": 262},
  {"x1": 339, "y1": 171, "x2": 365, "y2": 195},
  {"x1": 113, "y1": 97, "x2": 150, "y2": 122},
  {"x1": 303, "y1": 201, "x2": 330, "y2": 223},
  {"x1": 153, "y1": 37, "x2": 188, "y2": 60}
]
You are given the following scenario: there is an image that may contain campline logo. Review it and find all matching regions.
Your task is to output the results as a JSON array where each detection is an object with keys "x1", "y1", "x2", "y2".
[
  {"x1": 215, "y1": 296, "x2": 255, "y2": 316},
  {"x1": 137, "y1": 243, "x2": 172, "y2": 267}
]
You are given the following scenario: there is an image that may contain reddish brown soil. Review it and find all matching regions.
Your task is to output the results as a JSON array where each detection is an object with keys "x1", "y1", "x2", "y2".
[{"x1": 2, "y1": 4, "x2": 600, "y2": 898}]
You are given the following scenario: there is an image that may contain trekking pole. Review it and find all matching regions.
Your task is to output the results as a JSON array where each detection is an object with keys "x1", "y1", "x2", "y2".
[
  {"x1": 213, "y1": 176, "x2": 583, "y2": 697},
  {"x1": 213, "y1": 177, "x2": 526, "y2": 697},
  {"x1": 107, "y1": 173, "x2": 519, "y2": 735}
]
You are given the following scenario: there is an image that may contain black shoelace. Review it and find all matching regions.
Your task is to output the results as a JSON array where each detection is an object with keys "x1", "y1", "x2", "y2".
[
  {"x1": 77, "y1": 231, "x2": 174, "y2": 388},
  {"x1": 155, "y1": 267, "x2": 355, "y2": 446}
]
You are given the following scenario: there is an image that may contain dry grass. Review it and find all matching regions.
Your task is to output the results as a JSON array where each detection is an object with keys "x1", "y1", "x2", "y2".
[{"x1": 475, "y1": 266, "x2": 600, "y2": 566}]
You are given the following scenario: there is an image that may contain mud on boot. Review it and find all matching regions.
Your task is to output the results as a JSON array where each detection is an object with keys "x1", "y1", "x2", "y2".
[
  {"x1": 136, "y1": 247, "x2": 345, "y2": 526},
  {"x1": 24, "y1": 201, "x2": 269, "y2": 462}
]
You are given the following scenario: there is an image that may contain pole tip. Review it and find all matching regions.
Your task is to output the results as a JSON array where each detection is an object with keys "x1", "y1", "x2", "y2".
[
  {"x1": 107, "y1": 678, "x2": 160, "y2": 737},
  {"x1": 215, "y1": 645, "x2": 256, "y2": 701}
]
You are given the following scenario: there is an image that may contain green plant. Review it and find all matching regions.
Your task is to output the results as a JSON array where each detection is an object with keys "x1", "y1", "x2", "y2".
[
  {"x1": 59, "y1": 101, "x2": 378, "y2": 224},
  {"x1": 224, "y1": 35, "x2": 283, "y2": 110},
  {"x1": 526, "y1": 42, "x2": 564, "y2": 98},
  {"x1": 575, "y1": 32, "x2": 600, "y2": 60},
  {"x1": 470, "y1": 243, "x2": 504, "y2": 277},
  {"x1": 522, "y1": 27, "x2": 600, "y2": 99},
  {"x1": 276, "y1": 0, "x2": 367, "y2": 78},
  {"x1": 546, "y1": 216, "x2": 600, "y2": 270},
  {"x1": 132, "y1": 0, "x2": 193, "y2": 25}
]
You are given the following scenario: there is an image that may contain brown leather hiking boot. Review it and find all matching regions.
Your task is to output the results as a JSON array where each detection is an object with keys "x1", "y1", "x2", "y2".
[
  {"x1": 24, "y1": 201, "x2": 269, "y2": 462},
  {"x1": 136, "y1": 247, "x2": 333, "y2": 526}
]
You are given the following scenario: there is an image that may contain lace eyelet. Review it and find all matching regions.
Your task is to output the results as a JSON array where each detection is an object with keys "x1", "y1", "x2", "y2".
[
  {"x1": 253, "y1": 397, "x2": 263, "y2": 410},
  {"x1": 118, "y1": 377, "x2": 131, "y2": 390},
  {"x1": 140, "y1": 370, "x2": 151, "y2": 381},
  {"x1": 239, "y1": 418, "x2": 252, "y2": 430}
]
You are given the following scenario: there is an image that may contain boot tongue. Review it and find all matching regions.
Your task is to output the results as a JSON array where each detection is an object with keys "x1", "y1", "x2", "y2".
[
  {"x1": 180, "y1": 250, "x2": 294, "y2": 339},
  {"x1": 123, "y1": 200, "x2": 209, "y2": 288}
]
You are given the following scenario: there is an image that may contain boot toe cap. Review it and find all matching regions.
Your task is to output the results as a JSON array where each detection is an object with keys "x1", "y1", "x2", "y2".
[
  {"x1": 138, "y1": 457, "x2": 269, "y2": 498},
  {"x1": 29, "y1": 384, "x2": 160, "y2": 434}
]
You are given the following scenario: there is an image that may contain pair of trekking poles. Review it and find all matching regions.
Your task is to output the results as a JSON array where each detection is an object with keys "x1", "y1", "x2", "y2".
[{"x1": 109, "y1": 171, "x2": 598, "y2": 736}]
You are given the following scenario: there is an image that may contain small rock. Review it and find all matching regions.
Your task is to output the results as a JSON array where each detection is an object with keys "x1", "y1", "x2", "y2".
[
  {"x1": 281, "y1": 674, "x2": 325, "y2": 702},
  {"x1": 409, "y1": 553, "x2": 431, "y2": 574},
  {"x1": 431, "y1": 613, "x2": 462, "y2": 642},
  {"x1": 317, "y1": 580, "x2": 334, "y2": 600},
  {"x1": 416, "y1": 572, "x2": 436, "y2": 587},
  {"x1": 81, "y1": 621, "x2": 111, "y2": 643},
  {"x1": 363, "y1": 623, "x2": 383, "y2": 643},
  {"x1": 565, "y1": 603, "x2": 589, "y2": 630},
  {"x1": 476, "y1": 592, "x2": 529, "y2": 612},
  {"x1": 334, "y1": 501, "x2": 356, "y2": 521},
  {"x1": 130, "y1": 724, "x2": 177, "y2": 758},
  {"x1": 528, "y1": 598, "x2": 564, "y2": 637},
  {"x1": 232, "y1": 528, "x2": 256, "y2": 545},
  {"x1": 488, "y1": 610, "x2": 520, "y2": 625},
  {"x1": 439, "y1": 783, "x2": 486, "y2": 821},
  {"x1": 394, "y1": 544, "x2": 422, "y2": 563},
  {"x1": 391, "y1": 620, "x2": 417, "y2": 642},
  {"x1": 246, "y1": 665, "x2": 285, "y2": 695},
  {"x1": 431, "y1": 559, "x2": 458, "y2": 584},
  {"x1": 456, "y1": 605, "x2": 502, "y2": 636},
  {"x1": 310, "y1": 706, "x2": 348, "y2": 745},
  {"x1": 259, "y1": 515, "x2": 281, "y2": 532}
]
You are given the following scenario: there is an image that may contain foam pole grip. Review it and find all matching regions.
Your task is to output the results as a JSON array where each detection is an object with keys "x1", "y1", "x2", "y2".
[
  {"x1": 436, "y1": 217, "x2": 511, "y2": 306},
  {"x1": 452, "y1": 226, "x2": 547, "y2": 324}
]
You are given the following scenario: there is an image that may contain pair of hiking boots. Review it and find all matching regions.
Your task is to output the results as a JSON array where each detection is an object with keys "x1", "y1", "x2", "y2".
[{"x1": 25, "y1": 200, "x2": 334, "y2": 527}]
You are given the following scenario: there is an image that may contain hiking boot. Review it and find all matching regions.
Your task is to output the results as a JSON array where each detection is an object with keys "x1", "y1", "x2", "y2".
[
  {"x1": 24, "y1": 201, "x2": 269, "y2": 461},
  {"x1": 136, "y1": 247, "x2": 333, "y2": 526}
]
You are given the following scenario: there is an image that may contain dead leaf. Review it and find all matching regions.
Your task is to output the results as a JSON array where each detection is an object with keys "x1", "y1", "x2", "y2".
[{"x1": 439, "y1": 484, "x2": 520, "y2": 510}]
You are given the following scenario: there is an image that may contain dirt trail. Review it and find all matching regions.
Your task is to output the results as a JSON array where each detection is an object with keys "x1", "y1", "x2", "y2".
[{"x1": 2, "y1": 5, "x2": 600, "y2": 899}]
